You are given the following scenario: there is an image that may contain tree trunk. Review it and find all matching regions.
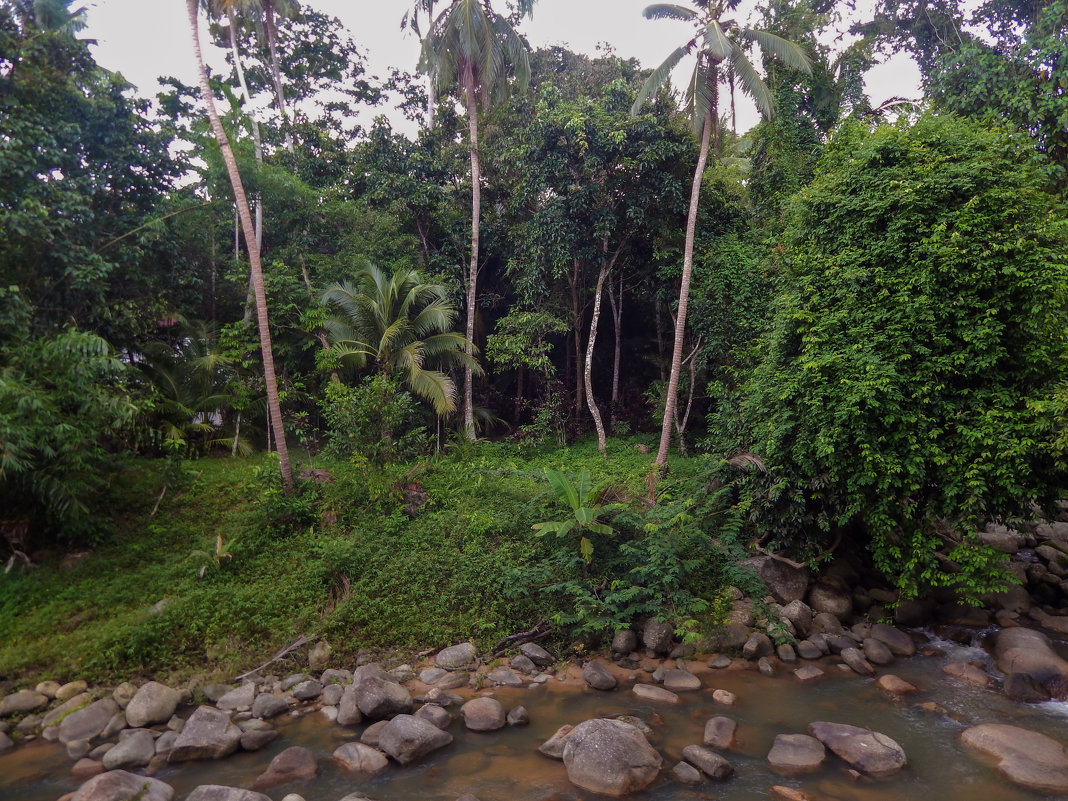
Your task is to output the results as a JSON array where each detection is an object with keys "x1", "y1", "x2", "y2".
[
  {"x1": 607, "y1": 269, "x2": 622, "y2": 427},
  {"x1": 462, "y1": 64, "x2": 480, "y2": 440},
  {"x1": 585, "y1": 260, "x2": 610, "y2": 455},
  {"x1": 263, "y1": 0, "x2": 294, "y2": 153},
  {"x1": 654, "y1": 103, "x2": 713, "y2": 473},
  {"x1": 186, "y1": 0, "x2": 293, "y2": 489},
  {"x1": 568, "y1": 258, "x2": 585, "y2": 418}
]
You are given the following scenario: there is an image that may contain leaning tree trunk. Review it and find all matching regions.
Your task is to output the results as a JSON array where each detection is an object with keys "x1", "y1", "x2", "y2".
[
  {"x1": 607, "y1": 267, "x2": 623, "y2": 428},
  {"x1": 654, "y1": 103, "x2": 714, "y2": 473},
  {"x1": 263, "y1": 0, "x2": 294, "y2": 153},
  {"x1": 186, "y1": 0, "x2": 293, "y2": 489},
  {"x1": 585, "y1": 261, "x2": 610, "y2": 456},
  {"x1": 462, "y1": 64, "x2": 480, "y2": 440}
]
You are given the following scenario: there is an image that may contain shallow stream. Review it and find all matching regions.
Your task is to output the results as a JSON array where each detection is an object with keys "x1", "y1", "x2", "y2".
[{"x1": 4, "y1": 627, "x2": 1068, "y2": 801}]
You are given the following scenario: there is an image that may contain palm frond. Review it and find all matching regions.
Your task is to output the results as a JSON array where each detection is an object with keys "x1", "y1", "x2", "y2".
[
  {"x1": 632, "y1": 43, "x2": 693, "y2": 115},
  {"x1": 642, "y1": 3, "x2": 696, "y2": 21},
  {"x1": 740, "y1": 28, "x2": 812, "y2": 74},
  {"x1": 702, "y1": 20, "x2": 732, "y2": 61},
  {"x1": 729, "y1": 40, "x2": 773, "y2": 117}
]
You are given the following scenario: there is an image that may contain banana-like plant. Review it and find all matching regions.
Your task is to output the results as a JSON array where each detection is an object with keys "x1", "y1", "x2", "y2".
[{"x1": 532, "y1": 469, "x2": 616, "y2": 563}]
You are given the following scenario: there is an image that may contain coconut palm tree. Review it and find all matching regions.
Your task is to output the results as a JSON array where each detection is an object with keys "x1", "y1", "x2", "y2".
[
  {"x1": 185, "y1": 0, "x2": 293, "y2": 488},
  {"x1": 321, "y1": 264, "x2": 481, "y2": 416},
  {"x1": 632, "y1": 0, "x2": 810, "y2": 473},
  {"x1": 419, "y1": 0, "x2": 535, "y2": 439}
]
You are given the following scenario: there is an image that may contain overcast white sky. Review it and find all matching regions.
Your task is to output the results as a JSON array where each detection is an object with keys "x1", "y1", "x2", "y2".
[{"x1": 82, "y1": 0, "x2": 922, "y2": 136}]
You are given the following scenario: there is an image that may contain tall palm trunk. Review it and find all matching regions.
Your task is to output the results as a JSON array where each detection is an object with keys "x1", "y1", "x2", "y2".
[
  {"x1": 263, "y1": 0, "x2": 294, "y2": 153},
  {"x1": 607, "y1": 270, "x2": 623, "y2": 428},
  {"x1": 654, "y1": 102, "x2": 713, "y2": 472},
  {"x1": 585, "y1": 259, "x2": 611, "y2": 455},
  {"x1": 462, "y1": 64, "x2": 480, "y2": 440},
  {"x1": 185, "y1": 0, "x2": 293, "y2": 489}
]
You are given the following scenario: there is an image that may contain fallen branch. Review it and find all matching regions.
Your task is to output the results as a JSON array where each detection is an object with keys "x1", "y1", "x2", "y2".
[
  {"x1": 150, "y1": 485, "x2": 167, "y2": 517},
  {"x1": 492, "y1": 623, "x2": 551, "y2": 658},
  {"x1": 753, "y1": 530, "x2": 844, "y2": 571},
  {"x1": 233, "y1": 634, "x2": 315, "y2": 682}
]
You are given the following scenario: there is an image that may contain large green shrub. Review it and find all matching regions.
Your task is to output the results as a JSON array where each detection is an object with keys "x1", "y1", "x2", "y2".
[{"x1": 741, "y1": 114, "x2": 1068, "y2": 597}]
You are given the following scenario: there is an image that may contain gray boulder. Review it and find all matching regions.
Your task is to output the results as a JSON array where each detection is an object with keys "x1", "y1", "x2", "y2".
[
  {"x1": 632, "y1": 684, "x2": 679, "y2": 703},
  {"x1": 681, "y1": 744, "x2": 734, "y2": 780},
  {"x1": 995, "y1": 626, "x2": 1068, "y2": 693},
  {"x1": 742, "y1": 633, "x2": 773, "y2": 660},
  {"x1": 436, "y1": 643, "x2": 478, "y2": 670},
  {"x1": 460, "y1": 697, "x2": 505, "y2": 731},
  {"x1": 861, "y1": 638, "x2": 895, "y2": 666},
  {"x1": 291, "y1": 680, "x2": 324, "y2": 701},
  {"x1": 240, "y1": 729, "x2": 280, "y2": 752},
  {"x1": 0, "y1": 731, "x2": 12, "y2": 752},
  {"x1": 611, "y1": 630, "x2": 638, "y2": 654},
  {"x1": 251, "y1": 693, "x2": 289, "y2": 720},
  {"x1": 509, "y1": 655, "x2": 537, "y2": 675},
  {"x1": 168, "y1": 706, "x2": 243, "y2": 762},
  {"x1": 336, "y1": 686, "x2": 363, "y2": 726},
  {"x1": 59, "y1": 699, "x2": 120, "y2": 746},
  {"x1": 562, "y1": 718, "x2": 663, "y2": 797},
  {"x1": 101, "y1": 729, "x2": 155, "y2": 770},
  {"x1": 356, "y1": 676, "x2": 413, "y2": 720},
  {"x1": 321, "y1": 683, "x2": 344, "y2": 706},
  {"x1": 126, "y1": 682, "x2": 181, "y2": 728},
  {"x1": 767, "y1": 733, "x2": 826, "y2": 776},
  {"x1": 520, "y1": 642, "x2": 554, "y2": 666},
  {"x1": 808, "y1": 721, "x2": 906, "y2": 777},
  {"x1": 870, "y1": 623, "x2": 916, "y2": 657},
  {"x1": 485, "y1": 667, "x2": 523, "y2": 687},
  {"x1": 415, "y1": 704, "x2": 451, "y2": 730},
  {"x1": 663, "y1": 669, "x2": 701, "y2": 692},
  {"x1": 641, "y1": 619, "x2": 675, "y2": 654},
  {"x1": 251, "y1": 746, "x2": 318, "y2": 789},
  {"x1": 42, "y1": 693, "x2": 93, "y2": 727},
  {"x1": 840, "y1": 648, "x2": 875, "y2": 676},
  {"x1": 0, "y1": 690, "x2": 48, "y2": 717},
  {"x1": 539, "y1": 724, "x2": 575, "y2": 759},
  {"x1": 1004, "y1": 672, "x2": 1052, "y2": 703},
  {"x1": 215, "y1": 683, "x2": 256, "y2": 712},
  {"x1": 670, "y1": 760, "x2": 703, "y2": 785},
  {"x1": 744, "y1": 554, "x2": 811, "y2": 604},
  {"x1": 961, "y1": 723, "x2": 1068, "y2": 794},
  {"x1": 378, "y1": 714, "x2": 454, "y2": 764},
  {"x1": 333, "y1": 742, "x2": 389, "y2": 774},
  {"x1": 185, "y1": 787, "x2": 271, "y2": 801},
  {"x1": 71, "y1": 770, "x2": 174, "y2": 801},
  {"x1": 703, "y1": 716, "x2": 737, "y2": 750},
  {"x1": 582, "y1": 661, "x2": 618, "y2": 691},
  {"x1": 507, "y1": 706, "x2": 529, "y2": 726}
]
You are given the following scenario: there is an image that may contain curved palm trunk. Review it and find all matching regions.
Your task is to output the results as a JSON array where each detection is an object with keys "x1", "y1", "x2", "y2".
[
  {"x1": 186, "y1": 0, "x2": 293, "y2": 489},
  {"x1": 585, "y1": 261, "x2": 610, "y2": 455},
  {"x1": 654, "y1": 104, "x2": 713, "y2": 472},
  {"x1": 462, "y1": 65, "x2": 479, "y2": 440}
]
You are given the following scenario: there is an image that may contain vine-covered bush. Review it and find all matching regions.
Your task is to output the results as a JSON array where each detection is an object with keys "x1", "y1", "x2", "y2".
[{"x1": 740, "y1": 114, "x2": 1068, "y2": 597}]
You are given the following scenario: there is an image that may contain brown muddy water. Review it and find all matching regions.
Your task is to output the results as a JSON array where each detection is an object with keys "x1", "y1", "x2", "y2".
[{"x1": 3, "y1": 628, "x2": 1068, "y2": 801}]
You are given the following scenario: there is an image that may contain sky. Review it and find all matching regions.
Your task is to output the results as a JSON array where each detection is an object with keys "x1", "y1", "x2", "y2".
[{"x1": 82, "y1": 0, "x2": 923, "y2": 136}]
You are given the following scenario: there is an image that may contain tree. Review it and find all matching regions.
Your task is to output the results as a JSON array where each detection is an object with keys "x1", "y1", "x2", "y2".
[
  {"x1": 632, "y1": 0, "x2": 810, "y2": 472},
  {"x1": 184, "y1": 0, "x2": 292, "y2": 488},
  {"x1": 320, "y1": 263, "x2": 480, "y2": 415},
  {"x1": 419, "y1": 0, "x2": 535, "y2": 439}
]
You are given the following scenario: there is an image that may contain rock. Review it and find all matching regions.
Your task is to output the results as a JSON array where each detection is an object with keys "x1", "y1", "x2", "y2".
[
  {"x1": 110, "y1": 683, "x2": 136, "y2": 710},
  {"x1": 781, "y1": 600, "x2": 814, "y2": 637},
  {"x1": 35, "y1": 680, "x2": 61, "y2": 699},
  {"x1": 712, "y1": 689, "x2": 738, "y2": 705},
  {"x1": 742, "y1": 632, "x2": 774, "y2": 660},
  {"x1": 537, "y1": 724, "x2": 575, "y2": 759},
  {"x1": 415, "y1": 704, "x2": 451, "y2": 729},
  {"x1": 336, "y1": 686, "x2": 363, "y2": 727},
  {"x1": 0, "y1": 689, "x2": 48, "y2": 717},
  {"x1": 808, "y1": 582, "x2": 853, "y2": 620},
  {"x1": 279, "y1": 675, "x2": 309, "y2": 692},
  {"x1": 320, "y1": 668, "x2": 352, "y2": 685},
  {"x1": 506, "y1": 706, "x2": 529, "y2": 726},
  {"x1": 68, "y1": 739, "x2": 93, "y2": 760},
  {"x1": 419, "y1": 668, "x2": 447, "y2": 685},
  {"x1": 333, "y1": 742, "x2": 389, "y2": 774},
  {"x1": 995, "y1": 626, "x2": 1068, "y2": 692},
  {"x1": 796, "y1": 640, "x2": 823, "y2": 660},
  {"x1": 126, "y1": 682, "x2": 182, "y2": 728},
  {"x1": 1004, "y1": 672, "x2": 1052, "y2": 703},
  {"x1": 681, "y1": 744, "x2": 734, "y2": 780},
  {"x1": 703, "y1": 716, "x2": 737, "y2": 750},
  {"x1": 651, "y1": 664, "x2": 665, "y2": 683},
  {"x1": 42, "y1": 693, "x2": 93, "y2": 727},
  {"x1": 810, "y1": 612, "x2": 844, "y2": 634},
  {"x1": 825, "y1": 634, "x2": 856, "y2": 653},
  {"x1": 520, "y1": 642, "x2": 554, "y2": 666},
  {"x1": 291, "y1": 680, "x2": 323, "y2": 701},
  {"x1": 168, "y1": 706, "x2": 243, "y2": 762},
  {"x1": 632, "y1": 684, "x2": 679, "y2": 703},
  {"x1": 707, "y1": 655, "x2": 732, "y2": 669},
  {"x1": 612, "y1": 630, "x2": 638, "y2": 654},
  {"x1": 642, "y1": 619, "x2": 675, "y2": 654},
  {"x1": 216, "y1": 683, "x2": 256, "y2": 712},
  {"x1": 251, "y1": 693, "x2": 289, "y2": 719},
  {"x1": 744, "y1": 554, "x2": 811, "y2": 604},
  {"x1": 869, "y1": 623, "x2": 916, "y2": 656},
  {"x1": 582, "y1": 661, "x2": 618, "y2": 691},
  {"x1": 240, "y1": 729, "x2": 279, "y2": 752},
  {"x1": 771, "y1": 787, "x2": 816, "y2": 801},
  {"x1": 436, "y1": 643, "x2": 478, "y2": 670},
  {"x1": 669, "y1": 760, "x2": 703, "y2": 784},
  {"x1": 378, "y1": 714, "x2": 454, "y2": 765},
  {"x1": 485, "y1": 667, "x2": 523, "y2": 687},
  {"x1": 861, "y1": 638, "x2": 894, "y2": 666},
  {"x1": 776, "y1": 643, "x2": 797, "y2": 663},
  {"x1": 59, "y1": 699, "x2": 120, "y2": 745},
  {"x1": 758, "y1": 657, "x2": 776, "y2": 677},
  {"x1": 251, "y1": 746, "x2": 318, "y2": 789},
  {"x1": 460, "y1": 697, "x2": 505, "y2": 731},
  {"x1": 185, "y1": 787, "x2": 271, "y2": 801},
  {"x1": 308, "y1": 641, "x2": 332, "y2": 671},
  {"x1": 70, "y1": 758, "x2": 105, "y2": 780},
  {"x1": 57, "y1": 681, "x2": 89, "y2": 701},
  {"x1": 840, "y1": 647, "x2": 875, "y2": 676},
  {"x1": 562, "y1": 718, "x2": 663, "y2": 796},
  {"x1": 0, "y1": 730, "x2": 12, "y2": 752},
  {"x1": 943, "y1": 662, "x2": 990, "y2": 687},
  {"x1": 663, "y1": 669, "x2": 701, "y2": 691},
  {"x1": 436, "y1": 672, "x2": 471, "y2": 691},
  {"x1": 101, "y1": 729, "x2": 154, "y2": 770},
  {"x1": 509, "y1": 655, "x2": 537, "y2": 675},
  {"x1": 767, "y1": 733, "x2": 826, "y2": 776},
  {"x1": 704, "y1": 622, "x2": 752, "y2": 652},
  {"x1": 808, "y1": 721, "x2": 907, "y2": 777},
  {"x1": 961, "y1": 723, "x2": 1068, "y2": 794},
  {"x1": 877, "y1": 674, "x2": 920, "y2": 695},
  {"x1": 355, "y1": 676, "x2": 413, "y2": 720},
  {"x1": 70, "y1": 770, "x2": 174, "y2": 801},
  {"x1": 360, "y1": 720, "x2": 388, "y2": 747}
]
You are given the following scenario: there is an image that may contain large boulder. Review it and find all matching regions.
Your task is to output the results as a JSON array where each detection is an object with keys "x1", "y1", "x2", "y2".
[
  {"x1": 168, "y1": 706, "x2": 243, "y2": 762},
  {"x1": 681, "y1": 745, "x2": 734, "y2": 780},
  {"x1": 995, "y1": 627, "x2": 1068, "y2": 695},
  {"x1": 336, "y1": 686, "x2": 363, "y2": 726},
  {"x1": 962, "y1": 723, "x2": 1068, "y2": 794},
  {"x1": 436, "y1": 643, "x2": 478, "y2": 670},
  {"x1": 562, "y1": 719, "x2": 663, "y2": 797},
  {"x1": 539, "y1": 724, "x2": 575, "y2": 759},
  {"x1": 333, "y1": 742, "x2": 389, "y2": 774},
  {"x1": 642, "y1": 619, "x2": 675, "y2": 654},
  {"x1": 215, "y1": 683, "x2": 256, "y2": 712},
  {"x1": 70, "y1": 770, "x2": 174, "y2": 801},
  {"x1": 184, "y1": 787, "x2": 271, "y2": 801},
  {"x1": 703, "y1": 717, "x2": 737, "y2": 750},
  {"x1": 663, "y1": 669, "x2": 701, "y2": 692},
  {"x1": 582, "y1": 661, "x2": 617, "y2": 691},
  {"x1": 767, "y1": 734, "x2": 826, "y2": 776},
  {"x1": 0, "y1": 690, "x2": 48, "y2": 717},
  {"x1": 251, "y1": 746, "x2": 318, "y2": 789},
  {"x1": 808, "y1": 721, "x2": 906, "y2": 778},
  {"x1": 59, "y1": 699, "x2": 120, "y2": 746},
  {"x1": 251, "y1": 693, "x2": 289, "y2": 720},
  {"x1": 869, "y1": 623, "x2": 916, "y2": 657},
  {"x1": 378, "y1": 714, "x2": 453, "y2": 765},
  {"x1": 460, "y1": 697, "x2": 505, "y2": 732},
  {"x1": 520, "y1": 642, "x2": 554, "y2": 666},
  {"x1": 807, "y1": 582, "x2": 853, "y2": 621},
  {"x1": 101, "y1": 730, "x2": 155, "y2": 770},
  {"x1": 125, "y1": 682, "x2": 182, "y2": 728},
  {"x1": 355, "y1": 676, "x2": 413, "y2": 720},
  {"x1": 744, "y1": 554, "x2": 811, "y2": 604}
]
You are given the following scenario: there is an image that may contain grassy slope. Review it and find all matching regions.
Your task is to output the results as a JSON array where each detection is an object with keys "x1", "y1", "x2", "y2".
[{"x1": 0, "y1": 437, "x2": 711, "y2": 688}]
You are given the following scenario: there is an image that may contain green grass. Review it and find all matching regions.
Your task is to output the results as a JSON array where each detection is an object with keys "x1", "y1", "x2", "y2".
[{"x1": 0, "y1": 435, "x2": 724, "y2": 688}]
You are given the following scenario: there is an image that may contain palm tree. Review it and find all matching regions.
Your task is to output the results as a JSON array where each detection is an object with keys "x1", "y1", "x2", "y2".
[
  {"x1": 184, "y1": 0, "x2": 293, "y2": 488},
  {"x1": 632, "y1": 0, "x2": 810, "y2": 473},
  {"x1": 321, "y1": 264, "x2": 481, "y2": 416},
  {"x1": 419, "y1": 0, "x2": 535, "y2": 439}
]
